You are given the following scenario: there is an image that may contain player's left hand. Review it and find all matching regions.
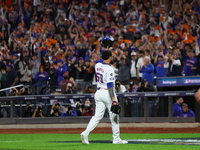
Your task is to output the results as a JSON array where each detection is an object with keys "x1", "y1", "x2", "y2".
[{"x1": 111, "y1": 101, "x2": 121, "y2": 114}]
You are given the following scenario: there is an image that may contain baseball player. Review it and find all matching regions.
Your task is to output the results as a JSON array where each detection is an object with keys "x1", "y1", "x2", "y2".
[{"x1": 80, "y1": 48, "x2": 128, "y2": 144}]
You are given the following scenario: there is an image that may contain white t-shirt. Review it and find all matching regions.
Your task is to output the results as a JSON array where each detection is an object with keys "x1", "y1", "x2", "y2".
[
  {"x1": 119, "y1": 85, "x2": 126, "y2": 93},
  {"x1": 130, "y1": 60, "x2": 136, "y2": 77},
  {"x1": 95, "y1": 62, "x2": 115, "y2": 89},
  {"x1": 136, "y1": 57, "x2": 144, "y2": 77}
]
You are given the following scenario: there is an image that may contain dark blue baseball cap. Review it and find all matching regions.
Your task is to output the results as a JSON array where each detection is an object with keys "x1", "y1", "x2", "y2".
[
  {"x1": 6, "y1": 64, "x2": 13, "y2": 68},
  {"x1": 57, "y1": 59, "x2": 63, "y2": 63}
]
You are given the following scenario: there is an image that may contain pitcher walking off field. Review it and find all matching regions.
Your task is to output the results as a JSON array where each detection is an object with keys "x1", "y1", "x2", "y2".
[{"x1": 80, "y1": 50, "x2": 128, "y2": 144}]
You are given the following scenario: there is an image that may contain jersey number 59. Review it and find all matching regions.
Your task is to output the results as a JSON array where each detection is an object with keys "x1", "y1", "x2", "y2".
[{"x1": 96, "y1": 73, "x2": 103, "y2": 83}]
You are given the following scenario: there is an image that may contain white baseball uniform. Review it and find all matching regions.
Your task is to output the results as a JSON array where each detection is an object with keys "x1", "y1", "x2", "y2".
[{"x1": 81, "y1": 62, "x2": 121, "y2": 141}]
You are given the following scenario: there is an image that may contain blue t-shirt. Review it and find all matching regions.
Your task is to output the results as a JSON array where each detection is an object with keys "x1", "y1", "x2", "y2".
[
  {"x1": 6, "y1": 70, "x2": 18, "y2": 87},
  {"x1": 173, "y1": 103, "x2": 182, "y2": 117},
  {"x1": 156, "y1": 61, "x2": 166, "y2": 77},
  {"x1": 55, "y1": 64, "x2": 68, "y2": 84},
  {"x1": 184, "y1": 56, "x2": 197, "y2": 76},
  {"x1": 180, "y1": 109, "x2": 195, "y2": 117},
  {"x1": 34, "y1": 72, "x2": 49, "y2": 87}
]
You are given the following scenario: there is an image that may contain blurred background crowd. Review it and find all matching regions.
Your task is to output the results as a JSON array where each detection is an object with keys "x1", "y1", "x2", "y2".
[
  {"x1": 0, "y1": 0, "x2": 199, "y2": 118},
  {"x1": 0, "y1": 0, "x2": 199, "y2": 96}
]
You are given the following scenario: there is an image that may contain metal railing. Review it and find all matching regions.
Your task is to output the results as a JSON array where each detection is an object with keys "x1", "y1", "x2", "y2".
[{"x1": 0, "y1": 91, "x2": 196, "y2": 124}]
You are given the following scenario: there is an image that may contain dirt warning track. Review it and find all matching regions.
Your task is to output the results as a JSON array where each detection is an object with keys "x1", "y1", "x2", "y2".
[{"x1": 1, "y1": 127, "x2": 200, "y2": 134}]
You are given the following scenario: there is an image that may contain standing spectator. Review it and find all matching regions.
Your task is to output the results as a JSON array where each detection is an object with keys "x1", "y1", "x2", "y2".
[
  {"x1": 180, "y1": 103, "x2": 195, "y2": 117},
  {"x1": 140, "y1": 57, "x2": 154, "y2": 84},
  {"x1": 136, "y1": 50, "x2": 145, "y2": 80},
  {"x1": 6, "y1": 64, "x2": 18, "y2": 88},
  {"x1": 164, "y1": 53, "x2": 182, "y2": 77},
  {"x1": 173, "y1": 97, "x2": 184, "y2": 117},
  {"x1": 2, "y1": 19, "x2": 11, "y2": 42},
  {"x1": 0, "y1": 69, "x2": 6, "y2": 92},
  {"x1": 183, "y1": 50, "x2": 197, "y2": 76},
  {"x1": 31, "y1": 53, "x2": 40, "y2": 84},
  {"x1": 42, "y1": 55, "x2": 50, "y2": 73},
  {"x1": 154, "y1": 52, "x2": 167, "y2": 77},
  {"x1": 117, "y1": 56, "x2": 130, "y2": 87},
  {"x1": 34, "y1": 66, "x2": 48, "y2": 95},
  {"x1": 60, "y1": 73, "x2": 75, "y2": 94},
  {"x1": 82, "y1": 59, "x2": 95, "y2": 89},
  {"x1": 111, "y1": 61, "x2": 118, "y2": 79},
  {"x1": 74, "y1": 57, "x2": 85, "y2": 92},
  {"x1": 130, "y1": 51, "x2": 138, "y2": 83},
  {"x1": 20, "y1": 64, "x2": 32, "y2": 85},
  {"x1": 12, "y1": 54, "x2": 23, "y2": 79},
  {"x1": 67, "y1": 57, "x2": 77, "y2": 80},
  {"x1": 55, "y1": 59, "x2": 68, "y2": 86},
  {"x1": 48, "y1": 68, "x2": 58, "y2": 92}
]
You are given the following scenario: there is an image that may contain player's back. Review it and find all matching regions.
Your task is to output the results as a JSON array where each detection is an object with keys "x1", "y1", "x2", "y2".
[{"x1": 95, "y1": 62, "x2": 115, "y2": 89}]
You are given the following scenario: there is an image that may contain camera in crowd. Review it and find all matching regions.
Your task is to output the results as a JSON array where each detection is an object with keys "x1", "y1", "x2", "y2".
[
  {"x1": 66, "y1": 83, "x2": 73, "y2": 94},
  {"x1": 20, "y1": 86, "x2": 30, "y2": 95},
  {"x1": 137, "y1": 79, "x2": 155, "y2": 92},
  {"x1": 37, "y1": 105, "x2": 43, "y2": 113},
  {"x1": 12, "y1": 89, "x2": 16, "y2": 94},
  {"x1": 66, "y1": 106, "x2": 73, "y2": 115},
  {"x1": 130, "y1": 82, "x2": 135, "y2": 87},
  {"x1": 141, "y1": 79, "x2": 147, "y2": 88},
  {"x1": 27, "y1": 105, "x2": 32, "y2": 111},
  {"x1": 116, "y1": 81, "x2": 120, "y2": 88},
  {"x1": 67, "y1": 86, "x2": 72, "y2": 92},
  {"x1": 53, "y1": 103, "x2": 60, "y2": 113},
  {"x1": 8, "y1": 88, "x2": 18, "y2": 96},
  {"x1": 41, "y1": 86, "x2": 47, "y2": 94},
  {"x1": 83, "y1": 84, "x2": 96, "y2": 94}
]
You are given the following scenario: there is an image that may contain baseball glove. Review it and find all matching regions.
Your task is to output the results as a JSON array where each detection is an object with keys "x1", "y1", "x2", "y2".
[{"x1": 110, "y1": 101, "x2": 121, "y2": 114}]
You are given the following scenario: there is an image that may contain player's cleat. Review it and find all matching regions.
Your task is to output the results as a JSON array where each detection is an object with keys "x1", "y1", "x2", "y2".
[
  {"x1": 80, "y1": 133, "x2": 90, "y2": 145},
  {"x1": 113, "y1": 139, "x2": 128, "y2": 144}
]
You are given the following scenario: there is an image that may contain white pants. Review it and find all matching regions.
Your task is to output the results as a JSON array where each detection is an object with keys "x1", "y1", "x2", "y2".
[{"x1": 82, "y1": 89, "x2": 120, "y2": 140}]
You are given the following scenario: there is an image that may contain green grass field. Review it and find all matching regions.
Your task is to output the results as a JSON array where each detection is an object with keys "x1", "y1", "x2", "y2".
[{"x1": 0, "y1": 133, "x2": 200, "y2": 150}]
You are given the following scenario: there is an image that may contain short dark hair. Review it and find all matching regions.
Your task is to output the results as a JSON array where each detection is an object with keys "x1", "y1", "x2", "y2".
[
  {"x1": 185, "y1": 43, "x2": 192, "y2": 49},
  {"x1": 101, "y1": 50, "x2": 112, "y2": 60},
  {"x1": 139, "y1": 50, "x2": 145, "y2": 54},
  {"x1": 145, "y1": 49, "x2": 150, "y2": 54},
  {"x1": 175, "y1": 97, "x2": 182, "y2": 101}
]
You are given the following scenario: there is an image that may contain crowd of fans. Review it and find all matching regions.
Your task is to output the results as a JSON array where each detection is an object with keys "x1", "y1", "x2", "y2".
[
  {"x1": 0, "y1": 0, "x2": 199, "y2": 117},
  {"x1": 0, "y1": 0, "x2": 199, "y2": 95}
]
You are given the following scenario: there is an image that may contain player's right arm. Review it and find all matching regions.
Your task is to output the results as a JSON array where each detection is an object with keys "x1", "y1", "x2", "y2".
[{"x1": 108, "y1": 86, "x2": 116, "y2": 102}]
